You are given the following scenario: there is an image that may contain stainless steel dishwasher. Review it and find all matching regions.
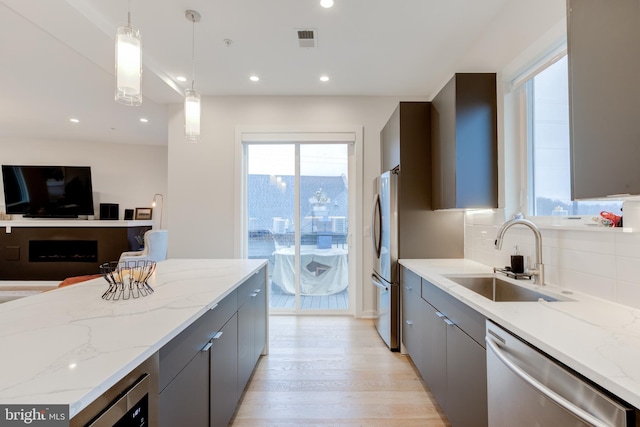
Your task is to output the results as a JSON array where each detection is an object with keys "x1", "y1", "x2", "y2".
[{"x1": 486, "y1": 320, "x2": 634, "y2": 427}]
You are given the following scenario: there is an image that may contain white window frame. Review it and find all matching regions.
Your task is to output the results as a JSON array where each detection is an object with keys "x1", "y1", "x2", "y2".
[
  {"x1": 234, "y1": 125, "x2": 363, "y2": 316},
  {"x1": 512, "y1": 46, "x2": 623, "y2": 223}
]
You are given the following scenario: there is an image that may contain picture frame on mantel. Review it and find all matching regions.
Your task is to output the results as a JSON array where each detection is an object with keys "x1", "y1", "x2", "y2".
[{"x1": 134, "y1": 207, "x2": 153, "y2": 220}]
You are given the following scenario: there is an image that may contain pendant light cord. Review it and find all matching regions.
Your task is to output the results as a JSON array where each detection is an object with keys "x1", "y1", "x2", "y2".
[{"x1": 191, "y1": 18, "x2": 196, "y2": 90}]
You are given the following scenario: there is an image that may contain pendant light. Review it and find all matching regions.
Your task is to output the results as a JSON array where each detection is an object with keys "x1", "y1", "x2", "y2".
[
  {"x1": 115, "y1": 0, "x2": 142, "y2": 106},
  {"x1": 185, "y1": 10, "x2": 201, "y2": 142}
]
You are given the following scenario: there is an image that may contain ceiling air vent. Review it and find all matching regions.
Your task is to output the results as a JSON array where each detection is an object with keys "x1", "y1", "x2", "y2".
[{"x1": 297, "y1": 29, "x2": 317, "y2": 48}]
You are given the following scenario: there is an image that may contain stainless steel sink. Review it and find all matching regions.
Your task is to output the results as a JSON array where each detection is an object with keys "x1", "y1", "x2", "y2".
[{"x1": 445, "y1": 275, "x2": 565, "y2": 302}]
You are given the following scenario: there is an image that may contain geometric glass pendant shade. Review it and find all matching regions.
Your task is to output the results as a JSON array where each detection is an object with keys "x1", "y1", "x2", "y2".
[{"x1": 115, "y1": 8, "x2": 142, "y2": 106}]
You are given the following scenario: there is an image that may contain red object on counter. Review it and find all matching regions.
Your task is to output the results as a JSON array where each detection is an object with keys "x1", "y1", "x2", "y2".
[{"x1": 600, "y1": 211, "x2": 622, "y2": 227}]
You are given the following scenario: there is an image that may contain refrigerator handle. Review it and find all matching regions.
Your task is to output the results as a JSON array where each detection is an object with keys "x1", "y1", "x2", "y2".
[
  {"x1": 372, "y1": 274, "x2": 388, "y2": 291},
  {"x1": 372, "y1": 194, "x2": 382, "y2": 258}
]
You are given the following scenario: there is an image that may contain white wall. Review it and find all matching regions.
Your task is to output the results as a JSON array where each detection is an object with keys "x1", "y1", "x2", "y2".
[
  {"x1": 0, "y1": 137, "x2": 168, "y2": 224},
  {"x1": 167, "y1": 95, "x2": 426, "y2": 317}
]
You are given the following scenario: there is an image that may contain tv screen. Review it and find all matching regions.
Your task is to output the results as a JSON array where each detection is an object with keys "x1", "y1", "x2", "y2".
[{"x1": 2, "y1": 165, "x2": 95, "y2": 218}]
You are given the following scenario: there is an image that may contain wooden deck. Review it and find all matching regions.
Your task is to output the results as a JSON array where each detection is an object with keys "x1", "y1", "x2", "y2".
[{"x1": 269, "y1": 283, "x2": 348, "y2": 310}]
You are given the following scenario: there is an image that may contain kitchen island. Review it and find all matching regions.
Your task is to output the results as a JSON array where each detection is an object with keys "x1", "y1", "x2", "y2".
[
  {"x1": 400, "y1": 258, "x2": 640, "y2": 411},
  {"x1": 0, "y1": 258, "x2": 268, "y2": 425}
]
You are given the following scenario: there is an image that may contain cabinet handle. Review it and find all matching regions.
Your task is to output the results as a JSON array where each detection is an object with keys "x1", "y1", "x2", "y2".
[
  {"x1": 404, "y1": 286, "x2": 412, "y2": 291},
  {"x1": 254, "y1": 289, "x2": 261, "y2": 293},
  {"x1": 444, "y1": 318, "x2": 455, "y2": 326},
  {"x1": 435, "y1": 311, "x2": 445, "y2": 318},
  {"x1": 250, "y1": 292, "x2": 258, "y2": 298},
  {"x1": 405, "y1": 320, "x2": 413, "y2": 326},
  {"x1": 201, "y1": 342, "x2": 213, "y2": 352},
  {"x1": 212, "y1": 331, "x2": 223, "y2": 340}
]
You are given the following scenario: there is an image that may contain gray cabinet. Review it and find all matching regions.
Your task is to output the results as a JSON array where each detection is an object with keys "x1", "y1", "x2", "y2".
[
  {"x1": 431, "y1": 73, "x2": 497, "y2": 209},
  {"x1": 159, "y1": 350, "x2": 209, "y2": 427},
  {"x1": 237, "y1": 302, "x2": 254, "y2": 394},
  {"x1": 253, "y1": 277, "x2": 267, "y2": 362},
  {"x1": 237, "y1": 268, "x2": 267, "y2": 394},
  {"x1": 568, "y1": 0, "x2": 640, "y2": 198},
  {"x1": 158, "y1": 265, "x2": 267, "y2": 427},
  {"x1": 401, "y1": 267, "x2": 425, "y2": 374},
  {"x1": 421, "y1": 300, "x2": 448, "y2": 409},
  {"x1": 380, "y1": 102, "x2": 464, "y2": 260},
  {"x1": 446, "y1": 322, "x2": 488, "y2": 427},
  {"x1": 420, "y1": 278, "x2": 488, "y2": 427},
  {"x1": 210, "y1": 314, "x2": 239, "y2": 427}
]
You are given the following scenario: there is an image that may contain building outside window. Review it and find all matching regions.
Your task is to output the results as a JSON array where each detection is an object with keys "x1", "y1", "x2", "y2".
[{"x1": 524, "y1": 54, "x2": 622, "y2": 217}]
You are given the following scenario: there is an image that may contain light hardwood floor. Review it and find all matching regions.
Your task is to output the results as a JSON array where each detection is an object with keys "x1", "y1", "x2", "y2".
[{"x1": 230, "y1": 316, "x2": 450, "y2": 427}]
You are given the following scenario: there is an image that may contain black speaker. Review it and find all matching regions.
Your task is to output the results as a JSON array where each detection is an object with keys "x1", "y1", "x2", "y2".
[
  {"x1": 124, "y1": 209, "x2": 134, "y2": 221},
  {"x1": 100, "y1": 203, "x2": 119, "y2": 220}
]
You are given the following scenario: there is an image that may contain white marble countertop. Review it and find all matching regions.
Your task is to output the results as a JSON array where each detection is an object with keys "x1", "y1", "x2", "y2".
[
  {"x1": 0, "y1": 258, "x2": 267, "y2": 418},
  {"x1": 400, "y1": 258, "x2": 640, "y2": 409}
]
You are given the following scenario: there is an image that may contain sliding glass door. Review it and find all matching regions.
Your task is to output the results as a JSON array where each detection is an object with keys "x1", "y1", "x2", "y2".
[{"x1": 246, "y1": 143, "x2": 350, "y2": 313}]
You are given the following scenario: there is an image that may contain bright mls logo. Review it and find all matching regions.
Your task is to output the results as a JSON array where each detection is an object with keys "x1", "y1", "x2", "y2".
[{"x1": 0, "y1": 405, "x2": 68, "y2": 427}]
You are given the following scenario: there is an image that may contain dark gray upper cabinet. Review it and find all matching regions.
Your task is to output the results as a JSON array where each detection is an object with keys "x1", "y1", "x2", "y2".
[
  {"x1": 431, "y1": 73, "x2": 498, "y2": 209},
  {"x1": 568, "y1": 0, "x2": 640, "y2": 198}
]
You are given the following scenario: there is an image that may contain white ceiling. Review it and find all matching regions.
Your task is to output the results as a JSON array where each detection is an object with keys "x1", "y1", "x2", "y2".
[{"x1": 0, "y1": 0, "x2": 566, "y2": 146}]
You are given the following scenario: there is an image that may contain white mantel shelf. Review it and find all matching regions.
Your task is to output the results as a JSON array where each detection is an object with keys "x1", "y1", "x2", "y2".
[
  {"x1": 400, "y1": 258, "x2": 640, "y2": 409},
  {"x1": 0, "y1": 258, "x2": 267, "y2": 419},
  {"x1": 0, "y1": 220, "x2": 154, "y2": 228}
]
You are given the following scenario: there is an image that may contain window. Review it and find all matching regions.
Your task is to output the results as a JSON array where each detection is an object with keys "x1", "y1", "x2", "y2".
[{"x1": 525, "y1": 55, "x2": 623, "y2": 217}]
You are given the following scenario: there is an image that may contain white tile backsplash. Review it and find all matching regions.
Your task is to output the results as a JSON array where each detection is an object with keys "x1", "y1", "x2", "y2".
[
  {"x1": 615, "y1": 256, "x2": 640, "y2": 284},
  {"x1": 465, "y1": 210, "x2": 640, "y2": 309},
  {"x1": 615, "y1": 280, "x2": 640, "y2": 307}
]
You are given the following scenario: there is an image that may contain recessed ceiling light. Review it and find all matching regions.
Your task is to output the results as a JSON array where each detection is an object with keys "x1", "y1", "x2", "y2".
[
  {"x1": 69, "y1": 118, "x2": 79, "y2": 123},
  {"x1": 176, "y1": 76, "x2": 187, "y2": 82},
  {"x1": 320, "y1": 75, "x2": 330, "y2": 82},
  {"x1": 249, "y1": 75, "x2": 260, "y2": 82},
  {"x1": 320, "y1": 0, "x2": 334, "y2": 8},
  {"x1": 140, "y1": 118, "x2": 149, "y2": 123}
]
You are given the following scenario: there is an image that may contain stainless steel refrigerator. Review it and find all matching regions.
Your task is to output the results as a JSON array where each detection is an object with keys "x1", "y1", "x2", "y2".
[{"x1": 372, "y1": 168, "x2": 464, "y2": 351}]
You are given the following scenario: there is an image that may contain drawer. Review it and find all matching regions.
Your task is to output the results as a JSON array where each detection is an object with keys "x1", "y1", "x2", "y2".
[
  {"x1": 422, "y1": 278, "x2": 486, "y2": 347},
  {"x1": 238, "y1": 266, "x2": 266, "y2": 308}
]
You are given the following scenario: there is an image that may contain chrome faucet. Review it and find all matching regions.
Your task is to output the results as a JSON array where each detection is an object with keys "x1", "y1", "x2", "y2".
[{"x1": 495, "y1": 218, "x2": 545, "y2": 286}]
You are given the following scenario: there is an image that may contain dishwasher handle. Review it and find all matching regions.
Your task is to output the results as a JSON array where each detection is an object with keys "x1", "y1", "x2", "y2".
[{"x1": 485, "y1": 335, "x2": 609, "y2": 427}]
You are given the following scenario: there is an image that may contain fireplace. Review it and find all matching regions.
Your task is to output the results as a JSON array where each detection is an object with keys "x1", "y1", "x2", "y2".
[{"x1": 29, "y1": 240, "x2": 98, "y2": 263}]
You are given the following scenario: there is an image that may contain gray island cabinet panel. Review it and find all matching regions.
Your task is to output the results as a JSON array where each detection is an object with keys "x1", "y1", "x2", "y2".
[
  {"x1": 158, "y1": 265, "x2": 267, "y2": 427},
  {"x1": 431, "y1": 73, "x2": 498, "y2": 209},
  {"x1": 159, "y1": 350, "x2": 209, "y2": 427},
  {"x1": 210, "y1": 313, "x2": 239, "y2": 427},
  {"x1": 237, "y1": 268, "x2": 267, "y2": 394},
  {"x1": 568, "y1": 0, "x2": 640, "y2": 198}
]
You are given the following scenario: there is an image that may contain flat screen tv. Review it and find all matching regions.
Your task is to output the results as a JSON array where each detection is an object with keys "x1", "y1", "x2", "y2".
[{"x1": 1, "y1": 165, "x2": 95, "y2": 218}]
